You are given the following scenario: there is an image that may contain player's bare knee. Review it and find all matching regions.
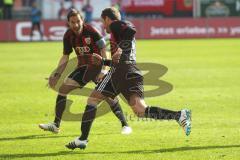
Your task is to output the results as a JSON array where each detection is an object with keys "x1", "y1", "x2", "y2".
[
  {"x1": 130, "y1": 96, "x2": 147, "y2": 117},
  {"x1": 58, "y1": 82, "x2": 79, "y2": 96},
  {"x1": 58, "y1": 85, "x2": 70, "y2": 96},
  {"x1": 64, "y1": 78, "x2": 80, "y2": 88},
  {"x1": 128, "y1": 97, "x2": 137, "y2": 106},
  {"x1": 87, "y1": 97, "x2": 99, "y2": 106},
  {"x1": 132, "y1": 105, "x2": 145, "y2": 117},
  {"x1": 131, "y1": 108, "x2": 145, "y2": 117},
  {"x1": 129, "y1": 94, "x2": 146, "y2": 107},
  {"x1": 87, "y1": 90, "x2": 104, "y2": 106}
]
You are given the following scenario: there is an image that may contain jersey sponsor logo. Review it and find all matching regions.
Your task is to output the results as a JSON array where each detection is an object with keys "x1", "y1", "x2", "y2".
[
  {"x1": 84, "y1": 37, "x2": 91, "y2": 45},
  {"x1": 75, "y1": 46, "x2": 91, "y2": 54}
]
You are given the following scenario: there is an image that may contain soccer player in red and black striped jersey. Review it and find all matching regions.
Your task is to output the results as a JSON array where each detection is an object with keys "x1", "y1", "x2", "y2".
[
  {"x1": 39, "y1": 9, "x2": 132, "y2": 135},
  {"x1": 66, "y1": 7, "x2": 191, "y2": 150}
]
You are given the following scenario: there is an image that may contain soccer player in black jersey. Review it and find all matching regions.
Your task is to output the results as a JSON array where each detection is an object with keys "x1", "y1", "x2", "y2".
[
  {"x1": 39, "y1": 9, "x2": 132, "y2": 135},
  {"x1": 66, "y1": 7, "x2": 191, "y2": 150}
]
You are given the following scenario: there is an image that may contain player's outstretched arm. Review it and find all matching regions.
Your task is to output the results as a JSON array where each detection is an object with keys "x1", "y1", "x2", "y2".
[
  {"x1": 55, "y1": 54, "x2": 69, "y2": 74},
  {"x1": 48, "y1": 54, "x2": 69, "y2": 88}
]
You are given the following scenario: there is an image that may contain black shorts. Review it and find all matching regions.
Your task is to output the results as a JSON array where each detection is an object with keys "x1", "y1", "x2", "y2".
[
  {"x1": 96, "y1": 63, "x2": 144, "y2": 102},
  {"x1": 68, "y1": 65, "x2": 101, "y2": 87}
]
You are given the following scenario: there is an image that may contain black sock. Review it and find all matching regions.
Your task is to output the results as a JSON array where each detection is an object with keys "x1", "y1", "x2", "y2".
[
  {"x1": 79, "y1": 104, "x2": 97, "y2": 140},
  {"x1": 110, "y1": 102, "x2": 128, "y2": 127},
  {"x1": 53, "y1": 95, "x2": 66, "y2": 128},
  {"x1": 145, "y1": 106, "x2": 181, "y2": 121}
]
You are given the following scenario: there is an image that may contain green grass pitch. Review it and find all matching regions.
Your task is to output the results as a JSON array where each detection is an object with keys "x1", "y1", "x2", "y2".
[{"x1": 0, "y1": 39, "x2": 240, "y2": 160}]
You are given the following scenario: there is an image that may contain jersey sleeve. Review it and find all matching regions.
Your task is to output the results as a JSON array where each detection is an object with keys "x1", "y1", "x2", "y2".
[
  {"x1": 63, "y1": 31, "x2": 73, "y2": 55},
  {"x1": 89, "y1": 26, "x2": 102, "y2": 42},
  {"x1": 122, "y1": 22, "x2": 136, "y2": 40},
  {"x1": 89, "y1": 26, "x2": 106, "y2": 49}
]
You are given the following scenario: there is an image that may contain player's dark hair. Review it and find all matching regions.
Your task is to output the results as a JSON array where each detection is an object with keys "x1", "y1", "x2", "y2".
[
  {"x1": 101, "y1": 7, "x2": 121, "y2": 21},
  {"x1": 67, "y1": 8, "x2": 83, "y2": 21}
]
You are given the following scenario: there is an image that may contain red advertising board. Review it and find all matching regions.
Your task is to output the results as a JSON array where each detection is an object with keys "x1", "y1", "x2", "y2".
[
  {"x1": 0, "y1": 17, "x2": 240, "y2": 41},
  {"x1": 132, "y1": 17, "x2": 240, "y2": 39},
  {"x1": 0, "y1": 21, "x2": 66, "y2": 41},
  {"x1": 0, "y1": 20, "x2": 105, "y2": 41},
  {"x1": 176, "y1": 0, "x2": 193, "y2": 11},
  {"x1": 122, "y1": 0, "x2": 174, "y2": 16}
]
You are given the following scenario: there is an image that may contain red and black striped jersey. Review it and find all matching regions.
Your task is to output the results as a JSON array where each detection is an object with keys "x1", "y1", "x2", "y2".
[{"x1": 63, "y1": 24, "x2": 103, "y2": 66}]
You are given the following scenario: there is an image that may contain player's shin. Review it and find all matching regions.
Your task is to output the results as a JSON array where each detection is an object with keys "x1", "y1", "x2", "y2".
[
  {"x1": 79, "y1": 104, "x2": 97, "y2": 140},
  {"x1": 109, "y1": 102, "x2": 128, "y2": 127},
  {"x1": 144, "y1": 106, "x2": 181, "y2": 121},
  {"x1": 53, "y1": 95, "x2": 67, "y2": 127}
]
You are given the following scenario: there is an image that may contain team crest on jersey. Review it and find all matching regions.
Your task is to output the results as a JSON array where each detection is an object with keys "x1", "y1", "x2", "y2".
[{"x1": 84, "y1": 37, "x2": 91, "y2": 45}]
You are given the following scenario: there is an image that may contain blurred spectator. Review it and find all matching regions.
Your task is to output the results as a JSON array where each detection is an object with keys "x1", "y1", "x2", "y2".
[
  {"x1": 14, "y1": 0, "x2": 23, "y2": 10},
  {"x1": 22, "y1": 0, "x2": 34, "y2": 7},
  {"x1": 237, "y1": 0, "x2": 240, "y2": 16},
  {"x1": 112, "y1": 0, "x2": 125, "y2": 21},
  {"x1": 205, "y1": 0, "x2": 230, "y2": 17},
  {"x1": 3, "y1": 0, "x2": 13, "y2": 19},
  {"x1": 58, "y1": 1, "x2": 67, "y2": 20},
  {"x1": 68, "y1": 0, "x2": 76, "y2": 10},
  {"x1": 30, "y1": 1, "x2": 43, "y2": 41},
  {"x1": 82, "y1": 0, "x2": 93, "y2": 23},
  {"x1": 0, "y1": 0, "x2": 3, "y2": 19}
]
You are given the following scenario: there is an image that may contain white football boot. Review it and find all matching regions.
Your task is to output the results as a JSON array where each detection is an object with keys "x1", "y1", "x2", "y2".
[
  {"x1": 178, "y1": 109, "x2": 191, "y2": 136},
  {"x1": 65, "y1": 137, "x2": 88, "y2": 150},
  {"x1": 121, "y1": 126, "x2": 132, "y2": 135},
  {"x1": 38, "y1": 123, "x2": 59, "y2": 134}
]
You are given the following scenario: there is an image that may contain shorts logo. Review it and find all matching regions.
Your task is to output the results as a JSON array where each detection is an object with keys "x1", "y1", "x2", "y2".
[{"x1": 84, "y1": 37, "x2": 91, "y2": 45}]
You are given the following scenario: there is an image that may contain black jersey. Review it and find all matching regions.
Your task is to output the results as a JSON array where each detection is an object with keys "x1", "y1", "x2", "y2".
[
  {"x1": 96, "y1": 21, "x2": 143, "y2": 101},
  {"x1": 109, "y1": 20, "x2": 136, "y2": 62}
]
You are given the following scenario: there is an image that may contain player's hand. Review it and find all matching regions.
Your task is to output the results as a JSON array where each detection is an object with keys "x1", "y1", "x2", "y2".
[
  {"x1": 112, "y1": 48, "x2": 122, "y2": 64},
  {"x1": 47, "y1": 73, "x2": 61, "y2": 89},
  {"x1": 96, "y1": 72, "x2": 106, "y2": 83},
  {"x1": 91, "y1": 53, "x2": 103, "y2": 65}
]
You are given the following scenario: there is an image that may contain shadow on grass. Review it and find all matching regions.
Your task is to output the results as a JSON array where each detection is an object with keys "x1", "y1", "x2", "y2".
[
  {"x1": 1, "y1": 144, "x2": 240, "y2": 159},
  {"x1": 0, "y1": 134, "x2": 75, "y2": 141},
  {"x1": 0, "y1": 132, "x2": 118, "y2": 142}
]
